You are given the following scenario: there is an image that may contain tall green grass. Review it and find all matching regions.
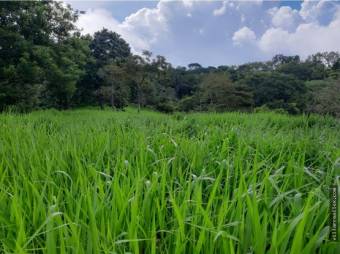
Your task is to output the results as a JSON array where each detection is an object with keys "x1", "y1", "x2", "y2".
[{"x1": 0, "y1": 109, "x2": 339, "y2": 253}]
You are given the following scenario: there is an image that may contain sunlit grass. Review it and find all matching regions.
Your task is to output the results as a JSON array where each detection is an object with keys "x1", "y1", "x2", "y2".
[{"x1": 0, "y1": 109, "x2": 340, "y2": 253}]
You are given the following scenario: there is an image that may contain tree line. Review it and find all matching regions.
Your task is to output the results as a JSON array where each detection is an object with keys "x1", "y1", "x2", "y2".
[{"x1": 1, "y1": 1, "x2": 340, "y2": 116}]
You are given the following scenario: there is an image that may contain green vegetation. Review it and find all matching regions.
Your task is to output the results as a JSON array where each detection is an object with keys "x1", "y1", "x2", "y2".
[
  {"x1": 1, "y1": 1, "x2": 340, "y2": 252},
  {"x1": 0, "y1": 109, "x2": 339, "y2": 253}
]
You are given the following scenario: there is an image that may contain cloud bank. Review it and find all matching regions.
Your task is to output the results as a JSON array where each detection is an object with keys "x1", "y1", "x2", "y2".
[{"x1": 74, "y1": 0, "x2": 340, "y2": 66}]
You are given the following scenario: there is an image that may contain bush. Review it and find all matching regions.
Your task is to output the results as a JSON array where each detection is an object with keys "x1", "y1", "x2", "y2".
[
  {"x1": 179, "y1": 96, "x2": 197, "y2": 112},
  {"x1": 254, "y1": 104, "x2": 288, "y2": 114},
  {"x1": 306, "y1": 79, "x2": 340, "y2": 117},
  {"x1": 154, "y1": 101, "x2": 176, "y2": 113}
]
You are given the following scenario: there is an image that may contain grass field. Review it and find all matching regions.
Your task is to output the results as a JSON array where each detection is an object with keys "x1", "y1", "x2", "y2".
[{"x1": 0, "y1": 109, "x2": 340, "y2": 253}]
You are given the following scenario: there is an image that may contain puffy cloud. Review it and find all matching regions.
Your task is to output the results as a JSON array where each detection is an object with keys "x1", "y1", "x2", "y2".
[
  {"x1": 76, "y1": 9, "x2": 151, "y2": 53},
  {"x1": 119, "y1": 5, "x2": 169, "y2": 46},
  {"x1": 213, "y1": 1, "x2": 228, "y2": 16},
  {"x1": 75, "y1": 0, "x2": 222, "y2": 65},
  {"x1": 258, "y1": 13, "x2": 340, "y2": 57},
  {"x1": 232, "y1": 26, "x2": 256, "y2": 46},
  {"x1": 76, "y1": 1, "x2": 171, "y2": 53},
  {"x1": 213, "y1": 0, "x2": 264, "y2": 16},
  {"x1": 299, "y1": 0, "x2": 334, "y2": 22},
  {"x1": 76, "y1": 8, "x2": 120, "y2": 35},
  {"x1": 258, "y1": 28, "x2": 291, "y2": 54},
  {"x1": 232, "y1": 1, "x2": 340, "y2": 58},
  {"x1": 268, "y1": 6, "x2": 300, "y2": 30},
  {"x1": 182, "y1": 0, "x2": 194, "y2": 9},
  {"x1": 73, "y1": 0, "x2": 340, "y2": 66},
  {"x1": 76, "y1": 0, "x2": 206, "y2": 54}
]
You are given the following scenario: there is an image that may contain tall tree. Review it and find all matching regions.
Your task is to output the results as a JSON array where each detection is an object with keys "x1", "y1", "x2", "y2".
[
  {"x1": 306, "y1": 79, "x2": 340, "y2": 117},
  {"x1": 90, "y1": 29, "x2": 131, "y2": 66},
  {"x1": 242, "y1": 72, "x2": 306, "y2": 113},
  {"x1": 124, "y1": 51, "x2": 156, "y2": 112},
  {"x1": 199, "y1": 72, "x2": 253, "y2": 111},
  {"x1": 307, "y1": 52, "x2": 340, "y2": 69},
  {"x1": 272, "y1": 54, "x2": 300, "y2": 68},
  {"x1": 78, "y1": 29, "x2": 132, "y2": 108},
  {"x1": 188, "y1": 63, "x2": 202, "y2": 71},
  {"x1": 97, "y1": 63, "x2": 128, "y2": 109},
  {"x1": 0, "y1": 1, "x2": 86, "y2": 111},
  {"x1": 43, "y1": 35, "x2": 90, "y2": 109}
]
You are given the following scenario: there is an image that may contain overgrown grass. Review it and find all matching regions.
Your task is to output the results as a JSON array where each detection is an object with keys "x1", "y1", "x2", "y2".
[{"x1": 0, "y1": 109, "x2": 340, "y2": 253}]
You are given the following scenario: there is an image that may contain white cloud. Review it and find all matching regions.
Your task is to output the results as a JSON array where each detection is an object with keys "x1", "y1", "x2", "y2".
[
  {"x1": 257, "y1": 7, "x2": 340, "y2": 57},
  {"x1": 299, "y1": 0, "x2": 331, "y2": 21},
  {"x1": 76, "y1": 1, "x2": 171, "y2": 53},
  {"x1": 258, "y1": 27, "x2": 291, "y2": 54},
  {"x1": 268, "y1": 6, "x2": 300, "y2": 30},
  {"x1": 75, "y1": 0, "x2": 215, "y2": 56},
  {"x1": 213, "y1": 1, "x2": 228, "y2": 16},
  {"x1": 76, "y1": 9, "x2": 151, "y2": 53},
  {"x1": 76, "y1": 8, "x2": 120, "y2": 35},
  {"x1": 231, "y1": 2, "x2": 340, "y2": 58},
  {"x1": 182, "y1": 0, "x2": 194, "y2": 9},
  {"x1": 258, "y1": 17, "x2": 340, "y2": 57},
  {"x1": 213, "y1": 0, "x2": 262, "y2": 16},
  {"x1": 73, "y1": 0, "x2": 340, "y2": 66},
  {"x1": 232, "y1": 26, "x2": 256, "y2": 46},
  {"x1": 120, "y1": 5, "x2": 169, "y2": 45}
]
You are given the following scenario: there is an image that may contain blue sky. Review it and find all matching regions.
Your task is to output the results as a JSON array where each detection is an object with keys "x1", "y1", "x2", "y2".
[{"x1": 67, "y1": 1, "x2": 340, "y2": 67}]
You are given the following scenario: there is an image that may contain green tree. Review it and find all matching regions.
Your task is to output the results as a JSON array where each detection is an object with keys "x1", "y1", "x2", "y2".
[
  {"x1": 272, "y1": 54, "x2": 300, "y2": 67},
  {"x1": 277, "y1": 62, "x2": 327, "y2": 81},
  {"x1": 124, "y1": 51, "x2": 157, "y2": 112},
  {"x1": 242, "y1": 72, "x2": 306, "y2": 113},
  {"x1": 0, "y1": 1, "x2": 86, "y2": 111},
  {"x1": 307, "y1": 52, "x2": 340, "y2": 69},
  {"x1": 188, "y1": 63, "x2": 202, "y2": 71},
  {"x1": 306, "y1": 79, "x2": 340, "y2": 117},
  {"x1": 152, "y1": 55, "x2": 177, "y2": 112},
  {"x1": 45, "y1": 35, "x2": 90, "y2": 109},
  {"x1": 198, "y1": 72, "x2": 253, "y2": 111},
  {"x1": 0, "y1": 53, "x2": 43, "y2": 111},
  {"x1": 172, "y1": 67, "x2": 200, "y2": 99},
  {"x1": 97, "y1": 63, "x2": 129, "y2": 109},
  {"x1": 90, "y1": 29, "x2": 131, "y2": 66},
  {"x1": 77, "y1": 29, "x2": 132, "y2": 108}
]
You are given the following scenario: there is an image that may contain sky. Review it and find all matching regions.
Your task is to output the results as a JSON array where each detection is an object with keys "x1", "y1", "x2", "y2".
[{"x1": 66, "y1": 0, "x2": 340, "y2": 67}]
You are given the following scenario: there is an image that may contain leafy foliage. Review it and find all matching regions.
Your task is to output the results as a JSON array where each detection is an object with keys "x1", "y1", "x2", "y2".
[
  {"x1": 306, "y1": 79, "x2": 340, "y2": 117},
  {"x1": 198, "y1": 72, "x2": 253, "y2": 111},
  {"x1": 90, "y1": 28, "x2": 131, "y2": 66},
  {"x1": 0, "y1": 1, "x2": 88, "y2": 110}
]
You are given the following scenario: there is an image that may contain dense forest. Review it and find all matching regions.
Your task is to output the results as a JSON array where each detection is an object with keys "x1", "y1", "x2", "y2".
[{"x1": 1, "y1": 1, "x2": 340, "y2": 116}]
